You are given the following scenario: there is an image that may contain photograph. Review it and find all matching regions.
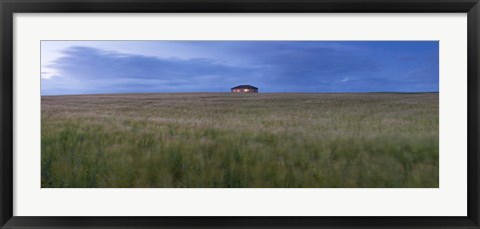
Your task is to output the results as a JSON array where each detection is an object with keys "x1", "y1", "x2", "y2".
[{"x1": 40, "y1": 40, "x2": 439, "y2": 188}]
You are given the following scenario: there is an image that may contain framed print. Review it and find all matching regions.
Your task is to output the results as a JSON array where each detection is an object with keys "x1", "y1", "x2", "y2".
[{"x1": 1, "y1": 0, "x2": 479, "y2": 228}]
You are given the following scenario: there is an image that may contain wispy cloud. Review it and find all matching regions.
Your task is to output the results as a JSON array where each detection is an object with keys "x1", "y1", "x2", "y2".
[{"x1": 42, "y1": 46, "x2": 261, "y2": 95}]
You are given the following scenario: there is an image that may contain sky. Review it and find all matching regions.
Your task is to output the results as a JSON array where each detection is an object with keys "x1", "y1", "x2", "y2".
[{"x1": 41, "y1": 41, "x2": 439, "y2": 95}]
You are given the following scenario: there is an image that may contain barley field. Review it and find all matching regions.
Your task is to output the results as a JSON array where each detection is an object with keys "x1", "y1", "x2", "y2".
[{"x1": 41, "y1": 93, "x2": 439, "y2": 188}]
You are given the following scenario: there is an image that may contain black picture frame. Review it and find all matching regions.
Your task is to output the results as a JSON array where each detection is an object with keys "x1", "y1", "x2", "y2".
[{"x1": 1, "y1": 0, "x2": 479, "y2": 228}]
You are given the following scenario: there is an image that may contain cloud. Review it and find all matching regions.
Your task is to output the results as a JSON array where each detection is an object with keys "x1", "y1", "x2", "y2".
[
  {"x1": 201, "y1": 41, "x2": 381, "y2": 90},
  {"x1": 42, "y1": 46, "x2": 260, "y2": 95}
]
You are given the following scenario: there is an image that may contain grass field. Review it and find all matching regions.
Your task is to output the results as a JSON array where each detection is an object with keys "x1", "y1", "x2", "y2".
[{"x1": 41, "y1": 93, "x2": 439, "y2": 188}]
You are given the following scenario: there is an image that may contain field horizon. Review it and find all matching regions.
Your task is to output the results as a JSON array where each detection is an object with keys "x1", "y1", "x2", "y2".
[
  {"x1": 41, "y1": 92, "x2": 439, "y2": 188},
  {"x1": 41, "y1": 91, "x2": 440, "y2": 97}
]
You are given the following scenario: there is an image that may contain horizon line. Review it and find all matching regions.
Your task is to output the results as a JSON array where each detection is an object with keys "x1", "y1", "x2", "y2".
[{"x1": 41, "y1": 91, "x2": 440, "y2": 96}]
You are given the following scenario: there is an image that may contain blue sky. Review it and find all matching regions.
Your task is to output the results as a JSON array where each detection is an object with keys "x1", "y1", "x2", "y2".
[{"x1": 41, "y1": 41, "x2": 438, "y2": 95}]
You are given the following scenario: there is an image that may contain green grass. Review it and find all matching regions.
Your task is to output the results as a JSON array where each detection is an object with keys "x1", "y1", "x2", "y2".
[{"x1": 41, "y1": 93, "x2": 439, "y2": 188}]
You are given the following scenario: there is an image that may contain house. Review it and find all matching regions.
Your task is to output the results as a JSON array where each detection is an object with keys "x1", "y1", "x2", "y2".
[{"x1": 231, "y1": 85, "x2": 258, "y2": 93}]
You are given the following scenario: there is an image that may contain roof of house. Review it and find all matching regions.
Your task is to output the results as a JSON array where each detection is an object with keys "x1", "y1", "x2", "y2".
[{"x1": 231, "y1": 85, "x2": 258, "y2": 90}]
